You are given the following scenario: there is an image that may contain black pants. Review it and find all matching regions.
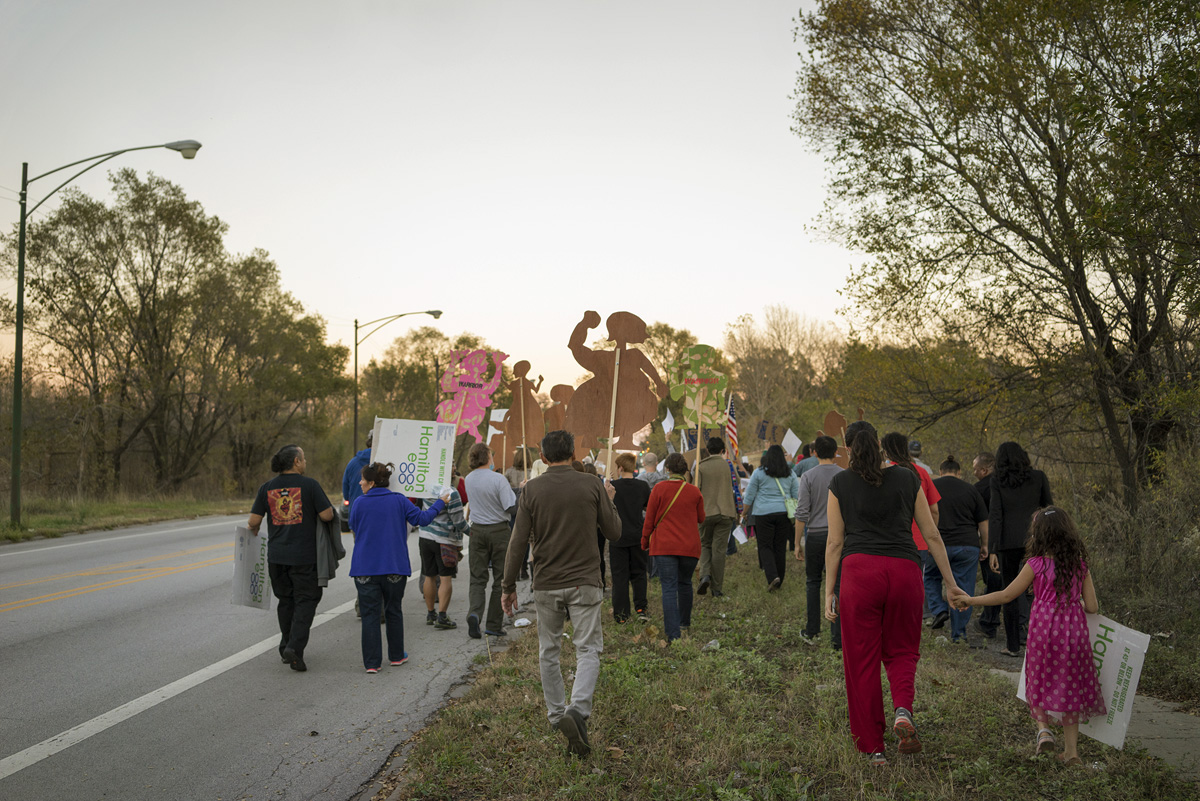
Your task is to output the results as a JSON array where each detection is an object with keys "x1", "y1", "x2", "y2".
[
  {"x1": 755, "y1": 512, "x2": 791, "y2": 586},
  {"x1": 997, "y1": 549, "x2": 1030, "y2": 651},
  {"x1": 803, "y1": 533, "x2": 842, "y2": 647},
  {"x1": 610, "y1": 544, "x2": 649, "y2": 621},
  {"x1": 978, "y1": 552, "x2": 1003, "y2": 631},
  {"x1": 269, "y1": 562, "x2": 323, "y2": 657}
]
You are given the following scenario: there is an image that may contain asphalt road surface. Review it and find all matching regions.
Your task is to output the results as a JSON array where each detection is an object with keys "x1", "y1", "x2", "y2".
[{"x1": 0, "y1": 515, "x2": 516, "y2": 801}]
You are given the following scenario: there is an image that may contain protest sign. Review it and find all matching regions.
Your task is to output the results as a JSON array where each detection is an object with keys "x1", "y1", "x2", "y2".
[
  {"x1": 1017, "y1": 613, "x2": 1151, "y2": 749},
  {"x1": 782, "y1": 429, "x2": 802, "y2": 458},
  {"x1": 232, "y1": 526, "x2": 270, "y2": 610},
  {"x1": 371, "y1": 418, "x2": 456, "y2": 499}
]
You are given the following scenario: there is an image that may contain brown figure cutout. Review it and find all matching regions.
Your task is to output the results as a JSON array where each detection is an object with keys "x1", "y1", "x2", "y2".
[
  {"x1": 543, "y1": 384, "x2": 591, "y2": 462},
  {"x1": 492, "y1": 361, "x2": 545, "y2": 471},
  {"x1": 564, "y1": 310, "x2": 668, "y2": 454}
]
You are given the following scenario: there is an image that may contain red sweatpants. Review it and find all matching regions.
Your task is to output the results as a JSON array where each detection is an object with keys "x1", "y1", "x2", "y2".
[{"x1": 839, "y1": 553, "x2": 923, "y2": 753}]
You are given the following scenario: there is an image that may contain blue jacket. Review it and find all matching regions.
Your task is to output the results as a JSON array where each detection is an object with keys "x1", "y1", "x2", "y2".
[
  {"x1": 348, "y1": 488, "x2": 445, "y2": 576},
  {"x1": 342, "y1": 448, "x2": 372, "y2": 505},
  {"x1": 744, "y1": 469, "x2": 799, "y2": 517}
]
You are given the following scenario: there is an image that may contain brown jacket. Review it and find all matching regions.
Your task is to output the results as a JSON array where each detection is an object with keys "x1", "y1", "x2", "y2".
[
  {"x1": 697, "y1": 454, "x2": 738, "y2": 518},
  {"x1": 502, "y1": 465, "x2": 622, "y2": 593}
]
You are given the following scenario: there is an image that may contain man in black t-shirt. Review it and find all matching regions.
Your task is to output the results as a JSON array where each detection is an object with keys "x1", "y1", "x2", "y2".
[{"x1": 249, "y1": 444, "x2": 334, "y2": 672}]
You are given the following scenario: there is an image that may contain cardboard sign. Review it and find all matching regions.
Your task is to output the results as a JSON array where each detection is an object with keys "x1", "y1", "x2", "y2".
[
  {"x1": 1017, "y1": 613, "x2": 1150, "y2": 749},
  {"x1": 232, "y1": 526, "x2": 270, "y2": 610},
  {"x1": 371, "y1": 418, "x2": 456, "y2": 499}
]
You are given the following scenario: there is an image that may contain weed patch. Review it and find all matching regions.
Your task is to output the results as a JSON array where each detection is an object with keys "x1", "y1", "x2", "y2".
[{"x1": 379, "y1": 552, "x2": 1198, "y2": 800}]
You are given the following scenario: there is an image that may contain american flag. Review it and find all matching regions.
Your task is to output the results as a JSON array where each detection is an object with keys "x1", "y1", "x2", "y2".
[{"x1": 726, "y1": 395, "x2": 739, "y2": 463}]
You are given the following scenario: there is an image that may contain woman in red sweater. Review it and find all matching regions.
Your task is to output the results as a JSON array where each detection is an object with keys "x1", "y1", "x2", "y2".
[{"x1": 641, "y1": 453, "x2": 705, "y2": 642}]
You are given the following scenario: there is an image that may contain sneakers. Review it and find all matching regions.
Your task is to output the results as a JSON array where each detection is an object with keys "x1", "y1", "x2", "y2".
[
  {"x1": 484, "y1": 628, "x2": 507, "y2": 637},
  {"x1": 556, "y1": 709, "x2": 591, "y2": 757},
  {"x1": 893, "y1": 708, "x2": 921, "y2": 754},
  {"x1": 426, "y1": 610, "x2": 438, "y2": 626},
  {"x1": 799, "y1": 632, "x2": 816, "y2": 646},
  {"x1": 467, "y1": 613, "x2": 481, "y2": 639},
  {"x1": 697, "y1": 575, "x2": 711, "y2": 595},
  {"x1": 866, "y1": 752, "x2": 888, "y2": 767},
  {"x1": 999, "y1": 647, "x2": 1023, "y2": 658},
  {"x1": 389, "y1": 654, "x2": 409, "y2": 666},
  {"x1": 434, "y1": 613, "x2": 457, "y2": 630},
  {"x1": 366, "y1": 667, "x2": 379, "y2": 674},
  {"x1": 768, "y1": 577, "x2": 782, "y2": 592},
  {"x1": 636, "y1": 609, "x2": 650, "y2": 623}
]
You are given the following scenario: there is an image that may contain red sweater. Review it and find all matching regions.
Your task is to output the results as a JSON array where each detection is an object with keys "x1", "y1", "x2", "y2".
[{"x1": 641, "y1": 479, "x2": 705, "y2": 557}]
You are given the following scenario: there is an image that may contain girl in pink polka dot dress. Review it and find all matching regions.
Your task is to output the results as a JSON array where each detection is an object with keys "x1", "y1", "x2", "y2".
[{"x1": 957, "y1": 506, "x2": 1105, "y2": 765}]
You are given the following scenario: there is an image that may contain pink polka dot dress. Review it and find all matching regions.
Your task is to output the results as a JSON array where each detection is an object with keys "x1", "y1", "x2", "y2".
[{"x1": 1024, "y1": 556, "x2": 1106, "y2": 725}]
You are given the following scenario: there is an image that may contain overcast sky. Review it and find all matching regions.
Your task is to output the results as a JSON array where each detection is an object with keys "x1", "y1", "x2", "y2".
[{"x1": 1, "y1": 0, "x2": 858, "y2": 388}]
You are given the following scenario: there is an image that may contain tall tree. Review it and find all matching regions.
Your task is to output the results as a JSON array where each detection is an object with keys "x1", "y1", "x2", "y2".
[{"x1": 794, "y1": 0, "x2": 1200, "y2": 505}]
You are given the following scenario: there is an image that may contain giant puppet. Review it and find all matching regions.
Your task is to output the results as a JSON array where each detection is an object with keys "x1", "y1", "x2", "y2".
[
  {"x1": 564, "y1": 311, "x2": 667, "y2": 475},
  {"x1": 435, "y1": 349, "x2": 508, "y2": 443}
]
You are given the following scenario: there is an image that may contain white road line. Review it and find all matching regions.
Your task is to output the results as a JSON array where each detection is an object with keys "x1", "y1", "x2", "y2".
[
  {"x1": 0, "y1": 599, "x2": 356, "y2": 782},
  {"x1": 0, "y1": 518, "x2": 242, "y2": 558}
]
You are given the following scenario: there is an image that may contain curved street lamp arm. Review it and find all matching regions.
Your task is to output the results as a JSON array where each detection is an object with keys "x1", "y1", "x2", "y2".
[
  {"x1": 356, "y1": 310, "x2": 442, "y2": 345},
  {"x1": 26, "y1": 152, "x2": 124, "y2": 217},
  {"x1": 28, "y1": 143, "x2": 177, "y2": 184}
]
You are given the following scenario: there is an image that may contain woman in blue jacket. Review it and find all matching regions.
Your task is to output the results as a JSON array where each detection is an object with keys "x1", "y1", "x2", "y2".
[
  {"x1": 349, "y1": 462, "x2": 449, "y2": 672},
  {"x1": 743, "y1": 445, "x2": 800, "y2": 591}
]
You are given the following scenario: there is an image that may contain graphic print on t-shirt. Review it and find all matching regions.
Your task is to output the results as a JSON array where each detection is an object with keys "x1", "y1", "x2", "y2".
[{"x1": 267, "y1": 488, "x2": 303, "y2": 526}]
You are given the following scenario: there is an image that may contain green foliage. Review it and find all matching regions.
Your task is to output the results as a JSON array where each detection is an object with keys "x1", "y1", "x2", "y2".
[
  {"x1": 0, "y1": 169, "x2": 350, "y2": 497},
  {"x1": 794, "y1": 0, "x2": 1200, "y2": 506}
]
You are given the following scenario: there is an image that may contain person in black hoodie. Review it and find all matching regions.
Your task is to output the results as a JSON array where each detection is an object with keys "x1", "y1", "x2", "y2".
[{"x1": 989, "y1": 442, "x2": 1053, "y2": 656}]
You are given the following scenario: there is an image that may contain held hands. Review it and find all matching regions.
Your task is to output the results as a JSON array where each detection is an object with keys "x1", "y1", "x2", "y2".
[{"x1": 947, "y1": 586, "x2": 972, "y2": 611}]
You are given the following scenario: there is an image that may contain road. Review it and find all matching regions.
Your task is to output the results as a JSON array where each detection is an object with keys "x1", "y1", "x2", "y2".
[{"x1": 0, "y1": 515, "x2": 514, "y2": 801}]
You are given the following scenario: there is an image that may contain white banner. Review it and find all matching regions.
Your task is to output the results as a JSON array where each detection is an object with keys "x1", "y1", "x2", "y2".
[
  {"x1": 231, "y1": 526, "x2": 270, "y2": 610},
  {"x1": 1017, "y1": 613, "x2": 1150, "y2": 750},
  {"x1": 371, "y1": 418, "x2": 457, "y2": 499}
]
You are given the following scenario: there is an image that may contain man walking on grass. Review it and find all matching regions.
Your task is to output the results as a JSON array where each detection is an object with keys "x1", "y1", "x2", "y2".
[
  {"x1": 501, "y1": 429, "x2": 622, "y2": 757},
  {"x1": 696, "y1": 437, "x2": 740, "y2": 598},
  {"x1": 463, "y1": 443, "x2": 516, "y2": 639}
]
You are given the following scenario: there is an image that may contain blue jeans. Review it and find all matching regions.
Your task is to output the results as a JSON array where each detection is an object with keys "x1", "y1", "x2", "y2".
[
  {"x1": 355, "y1": 574, "x2": 407, "y2": 669},
  {"x1": 654, "y1": 555, "x2": 698, "y2": 641},
  {"x1": 923, "y1": 546, "x2": 980, "y2": 640}
]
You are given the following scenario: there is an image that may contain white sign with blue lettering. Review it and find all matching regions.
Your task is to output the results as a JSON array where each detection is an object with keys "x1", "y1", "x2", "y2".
[{"x1": 370, "y1": 418, "x2": 457, "y2": 499}]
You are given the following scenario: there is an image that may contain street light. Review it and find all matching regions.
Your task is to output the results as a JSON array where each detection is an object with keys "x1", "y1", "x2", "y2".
[
  {"x1": 10, "y1": 140, "x2": 203, "y2": 526},
  {"x1": 353, "y1": 310, "x2": 443, "y2": 454}
]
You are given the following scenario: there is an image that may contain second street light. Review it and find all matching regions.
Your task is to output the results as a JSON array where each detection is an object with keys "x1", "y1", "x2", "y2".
[
  {"x1": 10, "y1": 140, "x2": 202, "y2": 526},
  {"x1": 353, "y1": 309, "x2": 443, "y2": 454}
]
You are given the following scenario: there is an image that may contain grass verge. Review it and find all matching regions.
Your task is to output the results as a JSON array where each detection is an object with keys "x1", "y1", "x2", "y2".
[
  {"x1": 1, "y1": 495, "x2": 249, "y2": 542},
  {"x1": 380, "y1": 551, "x2": 1198, "y2": 801}
]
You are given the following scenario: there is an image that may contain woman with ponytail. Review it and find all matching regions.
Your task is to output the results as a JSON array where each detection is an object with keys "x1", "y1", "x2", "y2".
[{"x1": 824, "y1": 422, "x2": 965, "y2": 765}]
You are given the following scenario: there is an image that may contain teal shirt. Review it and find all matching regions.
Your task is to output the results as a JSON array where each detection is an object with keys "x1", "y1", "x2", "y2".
[{"x1": 743, "y1": 469, "x2": 799, "y2": 517}]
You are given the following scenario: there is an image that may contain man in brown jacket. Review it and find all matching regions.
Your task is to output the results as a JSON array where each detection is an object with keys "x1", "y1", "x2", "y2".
[
  {"x1": 696, "y1": 437, "x2": 739, "y2": 598},
  {"x1": 501, "y1": 429, "x2": 621, "y2": 757}
]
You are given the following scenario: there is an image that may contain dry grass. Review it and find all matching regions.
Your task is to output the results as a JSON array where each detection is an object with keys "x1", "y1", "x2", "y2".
[
  {"x1": 379, "y1": 552, "x2": 1198, "y2": 800},
  {"x1": 1, "y1": 494, "x2": 247, "y2": 541}
]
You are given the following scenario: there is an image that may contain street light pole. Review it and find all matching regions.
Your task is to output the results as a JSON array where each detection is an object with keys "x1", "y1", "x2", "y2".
[
  {"x1": 10, "y1": 140, "x2": 202, "y2": 526},
  {"x1": 352, "y1": 309, "x2": 443, "y2": 455}
]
